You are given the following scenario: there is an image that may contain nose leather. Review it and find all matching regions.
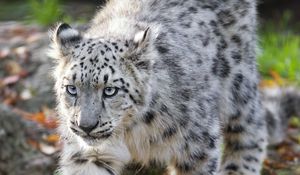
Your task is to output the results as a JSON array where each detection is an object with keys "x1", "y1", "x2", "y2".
[
  {"x1": 78, "y1": 121, "x2": 99, "y2": 134},
  {"x1": 78, "y1": 92, "x2": 102, "y2": 134}
]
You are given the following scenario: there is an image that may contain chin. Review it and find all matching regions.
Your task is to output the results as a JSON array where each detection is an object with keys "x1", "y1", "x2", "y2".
[
  {"x1": 78, "y1": 134, "x2": 113, "y2": 147},
  {"x1": 82, "y1": 138, "x2": 104, "y2": 146}
]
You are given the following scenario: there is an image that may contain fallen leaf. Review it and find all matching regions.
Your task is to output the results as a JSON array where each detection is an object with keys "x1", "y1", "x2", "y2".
[
  {"x1": 3, "y1": 95, "x2": 18, "y2": 106},
  {"x1": 1, "y1": 75, "x2": 20, "y2": 86},
  {"x1": 27, "y1": 139, "x2": 39, "y2": 149},
  {"x1": 12, "y1": 107, "x2": 34, "y2": 119},
  {"x1": 5, "y1": 61, "x2": 22, "y2": 75},
  {"x1": 41, "y1": 106, "x2": 58, "y2": 129},
  {"x1": 44, "y1": 134, "x2": 60, "y2": 144},
  {"x1": 269, "y1": 70, "x2": 285, "y2": 85},
  {"x1": 43, "y1": 118, "x2": 58, "y2": 129},
  {"x1": 264, "y1": 159, "x2": 289, "y2": 169},
  {"x1": 26, "y1": 32, "x2": 44, "y2": 43},
  {"x1": 259, "y1": 79, "x2": 278, "y2": 88},
  {"x1": 12, "y1": 107, "x2": 58, "y2": 129},
  {"x1": 18, "y1": 69, "x2": 29, "y2": 78},
  {"x1": 11, "y1": 25, "x2": 27, "y2": 36},
  {"x1": 0, "y1": 69, "x2": 28, "y2": 89},
  {"x1": 30, "y1": 112, "x2": 46, "y2": 124}
]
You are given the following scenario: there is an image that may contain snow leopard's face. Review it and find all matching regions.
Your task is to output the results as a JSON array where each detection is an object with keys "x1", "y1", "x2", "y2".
[{"x1": 50, "y1": 23, "x2": 154, "y2": 145}]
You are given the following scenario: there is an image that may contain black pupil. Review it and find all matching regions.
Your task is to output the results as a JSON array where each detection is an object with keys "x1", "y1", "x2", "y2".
[
  {"x1": 69, "y1": 86, "x2": 76, "y2": 93},
  {"x1": 106, "y1": 88, "x2": 113, "y2": 93}
]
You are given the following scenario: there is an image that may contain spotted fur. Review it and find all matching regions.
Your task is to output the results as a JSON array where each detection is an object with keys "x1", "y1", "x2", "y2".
[{"x1": 49, "y1": 0, "x2": 299, "y2": 175}]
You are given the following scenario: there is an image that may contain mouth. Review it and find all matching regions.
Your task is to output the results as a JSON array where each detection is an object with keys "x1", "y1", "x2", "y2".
[
  {"x1": 70, "y1": 126, "x2": 113, "y2": 141},
  {"x1": 69, "y1": 120, "x2": 116, "y2": 144},
  {"x1": 80, "y1": 132, "x2": 113, "y2": 146},
  {"x1": 82, "y1": 132, "x2": 112, "y2": 140}
]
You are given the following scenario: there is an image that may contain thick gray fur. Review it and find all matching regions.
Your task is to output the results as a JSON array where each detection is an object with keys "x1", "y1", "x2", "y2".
[{"x1": 49, "y1": 0, "x2": 299, "y2": 175}]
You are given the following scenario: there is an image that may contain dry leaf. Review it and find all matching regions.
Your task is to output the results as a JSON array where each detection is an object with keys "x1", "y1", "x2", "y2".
[
  {"x1": 5, "y1": 61, "x2": 22, "y2": 75},
  {"x1": 1, "y1": 75, "x2": 20, "y2": 86},
  {"x1": 3, "y1": 93, "x2": 18, "y2": 105},
  {"x1": 264, "y1": 159, "x2": 289, "y2": 169},
  {"x1": 27, "y1": 139, "x2": 39, "y2": 149},
  {"x1": 26, "y1": 33, "x2": 43, "y2": 43},
  {"x1": 41, "y1": 106, "x2": 58, "y2": 129},
  {"x1": 11, "y1": 25, "x2": 27, "y2": 36},
  {"x1": 13, "y1": 107, "x2": 58, "y2": 129},
  {"x1": 44, "y1": 134, "x2": 60, "y2": 144},
  {"x1": 269, "y1": 70, "x2": 285, "y2": 85},
  {"x1": 43, "y1": 118, "x2": 58, "y2": 129},
  {"x1": 28, "y1": 111, "x2": 57, "y2": 129},
  {"x1": 0, "y1": 70, "x2": 28, "y2": 88},
  {"x1": 18, "y1": 69, "x2": 29, "y2": 78},
  {"x1": 259, "y1": 79, "x2": 278, "y2": 88}
]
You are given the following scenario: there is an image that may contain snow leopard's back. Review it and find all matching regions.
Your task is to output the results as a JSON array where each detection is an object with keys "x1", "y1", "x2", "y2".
[{"x1": 89, "y1": 0, "x2": 259, "y2": 110}]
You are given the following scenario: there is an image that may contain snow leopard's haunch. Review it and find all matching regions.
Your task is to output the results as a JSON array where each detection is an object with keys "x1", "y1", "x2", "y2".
[{"x1": 49, "y1": 0, "x2": 298, "y2": 174}]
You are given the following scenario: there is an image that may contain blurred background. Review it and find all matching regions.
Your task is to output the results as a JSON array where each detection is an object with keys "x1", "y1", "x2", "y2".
[{"x1": 0, "y1": 0, "x2": 299, "y2": 175}]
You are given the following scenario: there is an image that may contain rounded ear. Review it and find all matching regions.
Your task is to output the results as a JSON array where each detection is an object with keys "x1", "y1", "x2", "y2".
[
  {"x1": 126, "y1": 27, "x2": 155, "y2": 71},
  {"x1": 50, "y1": 23, "x2": 82, "y2": 56}
]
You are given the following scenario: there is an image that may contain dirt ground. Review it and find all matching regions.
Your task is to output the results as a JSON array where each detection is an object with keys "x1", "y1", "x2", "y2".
[{"x1": 0, "y1": 22, "x2": 299, "y2": 175}]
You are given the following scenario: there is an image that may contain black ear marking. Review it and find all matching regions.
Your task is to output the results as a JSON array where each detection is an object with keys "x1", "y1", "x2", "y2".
[
  {"x1": 133, "y1": 27, "x2": 151, "y2": 48},
  {"x1": 56, "y1": 23, "x2": 72, "y2": 37},
  {"x1": 122, "y1": 27, "x2": 154, "y2": 71},
  {"x1": 55, "y1": 23, "x2": 82, "y2": 46},
  {"x1": 135, "y1": 60, "x2": 151, "y2": 70},
  {"x1": 52, "y1": 23, "x2": 82, "y2": 56}
]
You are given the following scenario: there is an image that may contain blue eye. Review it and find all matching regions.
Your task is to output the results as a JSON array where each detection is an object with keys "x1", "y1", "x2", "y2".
[
  {"x1": 66, "y1": 85, "x2": 77, "y2": 96},
  {"x1": 103, "y1": 87, "x2": 118, "y2": 98}
]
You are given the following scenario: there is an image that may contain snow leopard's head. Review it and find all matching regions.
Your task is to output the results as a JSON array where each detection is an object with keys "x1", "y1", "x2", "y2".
[{"x1": 49, "y1": 23, "x2": 157, "y2": 145}]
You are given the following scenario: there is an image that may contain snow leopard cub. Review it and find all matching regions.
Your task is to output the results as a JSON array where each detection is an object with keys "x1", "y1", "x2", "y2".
[{"x1": 49, "y1": 0, "x2": 278, "y2": 174}]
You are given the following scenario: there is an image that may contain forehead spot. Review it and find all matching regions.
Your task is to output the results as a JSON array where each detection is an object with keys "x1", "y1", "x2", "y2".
[
  {"x1": 72, "y1": 73, "x2": 77, "y2": 81},
  {"x1": 104, "y1": 74, "x2": 109, "y2": 84},
  {"x1": 109, "y1": 66, "x2": 115, "y2": 74}
]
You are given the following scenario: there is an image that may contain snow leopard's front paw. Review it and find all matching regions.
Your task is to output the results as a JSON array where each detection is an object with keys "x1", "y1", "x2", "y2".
[{"x1": 60, "y1": 161, "x2": 117, "y2": 175}]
